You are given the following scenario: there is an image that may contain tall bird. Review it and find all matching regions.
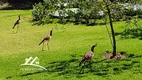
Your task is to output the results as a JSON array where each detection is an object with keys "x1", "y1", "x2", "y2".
[
  {"x1": 39, "y1": 28, "x2": 53, "y2": 51},
  {"x1": 12, "y1": 14, "x2": 21, "y2": 33},
  {"x1": 79, "y1": 44, "x2": 97, "y2": 66}
]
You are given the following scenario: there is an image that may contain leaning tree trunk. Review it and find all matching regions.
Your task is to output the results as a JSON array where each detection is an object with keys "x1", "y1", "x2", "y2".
[{"x1": 103, "y1": 0, "x2": 116, "y2": 58}]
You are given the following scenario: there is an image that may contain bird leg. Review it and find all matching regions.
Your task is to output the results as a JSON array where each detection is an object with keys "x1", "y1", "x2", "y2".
[
  {"x1": 88, "y1": 61, "x2": 93, "y2": 72},
  {"x1": 83, "y1": 62, "x2": 86, "y2": 66},
  {"x1": 79, "y1": 61, "x2": 86, "y2": 74},
  {"x1": 47, "y1": 41, "x2": 50, "y2": 50},
  {"x1": 42, "y1": 42, "x2": 45, "y2": 51},
  {"x1": 79, "y1": 65, "x2": 85, "y2": 74},
  {"x1": 16, "y1": 25, "x2": 19, "y2": 33}
]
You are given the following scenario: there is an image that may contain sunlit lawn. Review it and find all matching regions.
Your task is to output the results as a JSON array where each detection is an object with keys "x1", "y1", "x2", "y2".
[{"x1": 0, "y1": 10, "x2": 142, "y2": 80}]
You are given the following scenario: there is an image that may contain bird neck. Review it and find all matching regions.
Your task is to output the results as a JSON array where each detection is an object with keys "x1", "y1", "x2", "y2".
[
  {"x1": 91, "y1": 45, "x2": 95, "y2": 52},
  {"x1": 19, "y1": 16, "x2": 20, "y2": 20},
  {"x1": 50, "y1": 30, "x2": 52, "y2": 36}
]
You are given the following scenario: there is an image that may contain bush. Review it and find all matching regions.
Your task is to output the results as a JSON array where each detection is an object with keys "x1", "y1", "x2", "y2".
[
  {"x1": 124, "y1": 8, "x2": 136, "y2": 16},
  {"x1": 32, "y1": 3, "x2": 45, "y2": 21}
]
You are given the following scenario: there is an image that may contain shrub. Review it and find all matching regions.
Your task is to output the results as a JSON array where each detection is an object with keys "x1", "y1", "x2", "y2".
[{"x1": 32, "y1": 3, "x2": 45, "y2": 21}]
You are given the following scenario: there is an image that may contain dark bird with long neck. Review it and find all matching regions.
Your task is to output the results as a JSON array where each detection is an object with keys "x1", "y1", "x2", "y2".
[
  {"x1": 79, "y1": 44, "x2": 97, "y2": 66},
  {"x1": 12, "y1": 15, "x2": 21, "y2": 33},
  {"x1": 39, "y1": 28, "x2": 53, "y2": 51},
  {"x1": 12, "y1": 15, "x2": 21, "y2": 29}
]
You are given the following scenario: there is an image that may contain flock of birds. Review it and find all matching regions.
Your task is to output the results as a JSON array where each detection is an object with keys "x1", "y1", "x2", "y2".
[{"x1": 12, "y1": 15, "x2": 97, "y2": 67}]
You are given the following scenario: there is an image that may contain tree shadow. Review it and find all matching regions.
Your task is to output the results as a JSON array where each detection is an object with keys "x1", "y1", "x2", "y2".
[
  {"x1": 115, "y1": 28, "x2": 142, "y2": 40},
  {"x1": 32, "y1": 20, "x2": 48, "y2": 26},
  {"x1": 20, "y1": 71, "x2": 43, "y2": 77},
  {"x1": 31, "y1": 20, "x2": 71, "y2": 26},
  {"x1": 7, "y1": 54, "x2": 142, "y2": 79},
  {"x1": 31, "y1": 18, "x2": 105, "y2": 27}
]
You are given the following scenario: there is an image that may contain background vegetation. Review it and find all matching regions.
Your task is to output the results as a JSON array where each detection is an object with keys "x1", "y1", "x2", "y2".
[{"x1": 32, "y1": 0, "x2": 142, "y2": 25}]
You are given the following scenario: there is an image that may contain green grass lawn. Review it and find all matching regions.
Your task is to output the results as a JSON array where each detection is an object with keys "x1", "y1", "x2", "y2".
[{"x1": 0, "y1": 10, "x2": 142, "y2": 80}]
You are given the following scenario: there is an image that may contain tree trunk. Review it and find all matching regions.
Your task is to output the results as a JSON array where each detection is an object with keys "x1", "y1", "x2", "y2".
[{"x1": 103, "y1": 0, "x2": 116, "y2": 58}]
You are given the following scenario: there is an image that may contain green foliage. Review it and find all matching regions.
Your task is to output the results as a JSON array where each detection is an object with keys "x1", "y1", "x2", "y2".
[
  {"x1": 32, "y1": 0, "x2": 142, "y2": 26},
  {"x1": 124, "y1": 7, "x2": 136, "y2": 16},
  {"x1": 32, "y1": 3, "x2": 45, "y2": 21},
  {"x1": 32, "y1": 0, "x2": 105, "y2": 25}
]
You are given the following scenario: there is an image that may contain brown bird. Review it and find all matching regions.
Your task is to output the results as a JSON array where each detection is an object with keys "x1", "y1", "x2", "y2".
[
  {"x1": 12, "y1": 14, "x2": 21, "y2": 33},
  {"x1": 39, "y1": 28, "x2": 53, "y2": 51},
  {"x1": 79, "y1": 44, "x2": 97, "y2": 66}
]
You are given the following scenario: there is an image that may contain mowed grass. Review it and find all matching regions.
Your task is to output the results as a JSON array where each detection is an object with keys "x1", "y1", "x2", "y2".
[{"x1": 0, "y1": 10, "x2": 142, "y2": 80}]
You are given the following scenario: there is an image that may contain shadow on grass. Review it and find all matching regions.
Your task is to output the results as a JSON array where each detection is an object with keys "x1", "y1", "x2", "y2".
[
  {"x1": 31, "y1": 20, "x2": 70, "y2": 26},
  {"x1": 31, "y1": 19, "x2": 105, "y2": 27},
  {"x1": 31, "y1": 20, "x2": 47, "y2": 26},
  {"x1": 115, "y1": 28, "x2": 142, "y2": 40},
  {"x1": 6, "y1": 54, "x2": 142, "y2": 79}
]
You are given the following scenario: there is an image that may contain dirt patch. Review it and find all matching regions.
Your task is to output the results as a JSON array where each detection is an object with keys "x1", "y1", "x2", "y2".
[{"x1": 104, "y1": 52, "x2": 128, "y2": 59}]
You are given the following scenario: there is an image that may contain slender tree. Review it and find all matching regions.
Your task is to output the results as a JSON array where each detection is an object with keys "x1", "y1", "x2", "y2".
[{"x1": 103, "y1": 0, "x2": 116, "y2": 58}]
